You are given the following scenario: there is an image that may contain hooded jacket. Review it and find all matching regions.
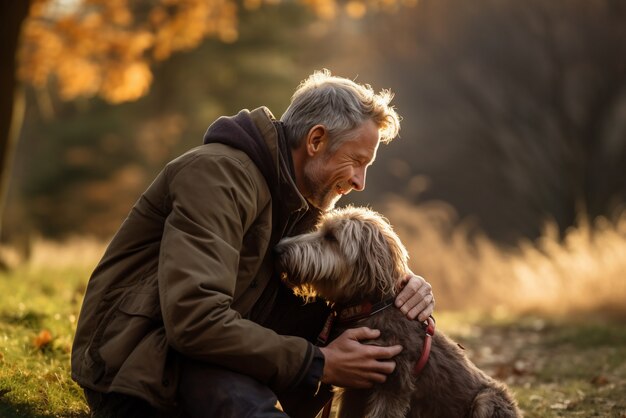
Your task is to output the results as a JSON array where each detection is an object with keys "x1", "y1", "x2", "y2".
[{"x1": 71, "y1": 107, "x2": 325, "y2": 408}]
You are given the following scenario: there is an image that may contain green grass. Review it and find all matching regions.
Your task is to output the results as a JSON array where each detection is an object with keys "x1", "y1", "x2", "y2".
[
  {"x1": 0, "y1": 264, "x2": 89, "y2": 417},
  {"x1": 0, "y1": 264, "x2": 625, "y2": 417}
]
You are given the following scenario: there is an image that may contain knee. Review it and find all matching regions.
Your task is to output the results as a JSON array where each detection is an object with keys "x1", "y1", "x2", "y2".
[{"x1": 178, "y1": 359, "x2": 287, "y2": 418}]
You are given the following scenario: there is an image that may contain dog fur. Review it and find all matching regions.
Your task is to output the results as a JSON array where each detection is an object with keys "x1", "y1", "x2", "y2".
[{"x1": 275, "y1": 206, "x2": 522, "y2": 418}]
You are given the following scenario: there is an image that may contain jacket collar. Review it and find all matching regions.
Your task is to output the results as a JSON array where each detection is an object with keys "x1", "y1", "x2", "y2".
[{"x1": 248, "y1": 107, "x2": 309, "y2": 216}]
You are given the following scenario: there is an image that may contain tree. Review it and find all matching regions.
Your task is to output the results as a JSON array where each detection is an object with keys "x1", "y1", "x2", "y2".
[
  {"x1": 354, "y1": 0, "x2": 626, "y2": 243},
  {"x1": 12, "y1": 2, "x2": 315, "y2": 239},
  {"x1": 0, "y1": 1, "x2": 31, "y2": 239},
  {"x1": 3, "y1": 0, "x2": 419, "y2": 243},
  {"x1": 1, "y1": 0, "x2": 416, "y2": 240}
]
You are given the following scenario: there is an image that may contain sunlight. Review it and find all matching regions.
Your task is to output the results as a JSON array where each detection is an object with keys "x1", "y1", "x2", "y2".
[
  {"x1": 43, "y1": 0, "x2": 82, "y2": 18},
  {"x1": 384, "y1": 198, "x2": 626, "y2": 318}
]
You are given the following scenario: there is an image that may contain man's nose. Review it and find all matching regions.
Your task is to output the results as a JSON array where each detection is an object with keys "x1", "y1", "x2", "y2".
[{"x1": 350, "y1": 168, "x2": 366, "y2": 191}]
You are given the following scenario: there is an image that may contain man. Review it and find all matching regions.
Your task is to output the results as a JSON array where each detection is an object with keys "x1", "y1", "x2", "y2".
[{"x1": 72, "y1": 70, "x2": 435, "y2": 417}]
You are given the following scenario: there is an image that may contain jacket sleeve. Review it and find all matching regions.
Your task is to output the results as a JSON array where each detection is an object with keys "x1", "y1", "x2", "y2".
[{"x1": 158, "y1": 150, "x2": 315, "y2": 393}]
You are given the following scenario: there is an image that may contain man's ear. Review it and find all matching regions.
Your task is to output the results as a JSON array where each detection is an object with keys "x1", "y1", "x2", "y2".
[{"x1": 306, "y1": 125, "x2": 327, "y2": 157}]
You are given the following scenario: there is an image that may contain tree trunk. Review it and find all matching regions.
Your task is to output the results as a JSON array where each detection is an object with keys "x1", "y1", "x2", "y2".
[{"x1": 0, "y1": 0, "x2": 30, "y2": 239}]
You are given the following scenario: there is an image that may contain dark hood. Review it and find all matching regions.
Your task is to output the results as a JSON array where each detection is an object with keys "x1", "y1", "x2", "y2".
[
  {"x1": 203, "y1": 109, "x2": 279, "y2": 198},
  {"x1": 202, "y1": 109, "x2": 316, "y2": 234}
]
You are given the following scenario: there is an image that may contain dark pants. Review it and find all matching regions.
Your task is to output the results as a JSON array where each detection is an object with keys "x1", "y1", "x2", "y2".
[
  {"x1": 84, "y1": 358, "x2": 332, "y2": 418},
  {"x1": 84, "y1": 389, "x2": 166, "y2": 418},
  {"x1": 179, "y1": 358, "x2": 331, "y2": 418}
]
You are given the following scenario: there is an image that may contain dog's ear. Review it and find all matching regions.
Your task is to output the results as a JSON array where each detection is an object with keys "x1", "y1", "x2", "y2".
[{"x1": 342, "y1": 218, "x2": 408, "y2": 297}]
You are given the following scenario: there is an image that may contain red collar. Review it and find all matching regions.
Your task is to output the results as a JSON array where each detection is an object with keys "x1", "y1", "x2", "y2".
[
  {"x1": 413, "y1": 316, "x2": 436, "y2": 375},
  {"x1": 336, "y1": 297, "x2": 397, "y2": 325},
  {"x1": 316, "y1": 298, "x2": 396, "y2": 346}
]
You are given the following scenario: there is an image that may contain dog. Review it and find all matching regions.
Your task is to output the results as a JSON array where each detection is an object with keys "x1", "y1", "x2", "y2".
[{"x1": 275, "y1": 206, "x2": 522, "y2": 418}]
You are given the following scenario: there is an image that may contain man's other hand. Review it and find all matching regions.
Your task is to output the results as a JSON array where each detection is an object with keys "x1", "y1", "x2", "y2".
[{"x1": 395, "y1": 272, "x2": 434, "y2": 322}]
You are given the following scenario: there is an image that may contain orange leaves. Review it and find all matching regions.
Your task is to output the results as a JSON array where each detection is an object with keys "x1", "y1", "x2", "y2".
[
  {"x1": 299, "y1": 0, "x2": 415, "y2": 20},
  {"x1": 345, "y1": 1, "x2": 367, "y2": 19},
  {"x1": 101, "y1": 61, "x2": 153, "y2": 103},
  {"x1": 33, "y1": 329, "x2": 53, "y2": 350},
  {"x1": 56, "y1": 56, "x2": 100, "y2": 99},
  {"x1": 18, "y1": 0, "x2": 243, "y2": 103},
  {"x1": 151, "y1": 0, "x2": 239, "y2": 60},
  {"x1": 18, "y1": 0, "x2": 413, "y2": 103},
  {"x1": 19, "y1": 1, "x2": 154, "y2": 103},
  {"x1": 18, "y1": 19, "x2": 64, "y2": 88},
  {"x1": 301, "y1": 0, "x2": 337, "y2": 20},
  {"x1": 102, "y1": 0, "x2": 134, "y2": 26}
]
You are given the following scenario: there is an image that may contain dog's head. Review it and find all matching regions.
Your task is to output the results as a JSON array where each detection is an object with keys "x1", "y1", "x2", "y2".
[{"x1": 275, "y1": 206, "x2": 409, "y2": 304}]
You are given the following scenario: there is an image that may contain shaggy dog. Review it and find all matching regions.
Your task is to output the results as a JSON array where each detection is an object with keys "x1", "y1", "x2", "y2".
[{"x1": 275, "y1": 206, "x2": 522, "y2": 418}]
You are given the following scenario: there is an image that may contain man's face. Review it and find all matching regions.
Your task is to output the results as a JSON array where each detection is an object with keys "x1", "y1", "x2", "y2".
[{"x1": 302, "y1": 120, "x2": 380, "y2": 211}]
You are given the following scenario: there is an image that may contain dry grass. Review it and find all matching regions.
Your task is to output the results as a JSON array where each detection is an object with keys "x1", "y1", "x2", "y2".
[
  {"x1": 384, "y1": 198, "x2": 626, "y2": 319},
  {"x1": 0, "y1": 237, "x2": 106, "y2": 270}
]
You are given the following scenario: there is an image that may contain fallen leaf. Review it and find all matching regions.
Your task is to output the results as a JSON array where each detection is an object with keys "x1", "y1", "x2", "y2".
[
  {"x1": 34, "y1": 329, "x2": 53, "y2": 350},
  {"x1": 591, "y1": 375, "x2": 609, "y2": 386}
]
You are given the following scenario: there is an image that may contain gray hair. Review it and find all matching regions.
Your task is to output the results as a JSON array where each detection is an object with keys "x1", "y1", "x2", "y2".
[{"x1": 280, "y1": 69, "x2": 401, "y2": 151}]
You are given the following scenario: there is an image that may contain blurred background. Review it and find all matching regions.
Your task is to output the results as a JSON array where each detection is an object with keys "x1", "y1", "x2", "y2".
[
  {"x1": 2, "y1": 0, "x2": 626, "y2": 316},
  {"x1": 1, "y1": 1, "x2": 626, "y2": 416}
]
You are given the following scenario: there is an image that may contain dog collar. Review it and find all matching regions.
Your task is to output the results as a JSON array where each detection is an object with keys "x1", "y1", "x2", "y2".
[
  {"x1": 412, "y1": 316, "x2": 436, "y2": 375},
  {"x1": 336, "y1": 297, "x2": 397, "y2": 326},
  {"x1": 315, "y1": 297, "x2": 396, "y2": 346}
]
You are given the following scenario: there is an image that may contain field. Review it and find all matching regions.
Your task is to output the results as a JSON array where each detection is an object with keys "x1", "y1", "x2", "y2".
[
  {"x1": 0, "y1": 239, "x2": 98, "y2": 418},
  {"x1": 0, "y1": 208, "x2": 625, "y2": 417}
]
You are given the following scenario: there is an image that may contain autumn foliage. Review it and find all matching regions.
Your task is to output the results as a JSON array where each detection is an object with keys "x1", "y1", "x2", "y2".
[
  {"x1": 18, "y1": 0, "x2": 415, "y2": 104},
  {"x1": 19, "y1": 0, "x2": 241, "y2": 103}
]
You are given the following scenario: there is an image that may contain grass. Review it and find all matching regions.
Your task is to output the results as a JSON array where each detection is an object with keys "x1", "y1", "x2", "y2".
[
  {"x1": 0, "y1": 239, "x2": 97, "y2": 418},
  {"x1": 438, "y1": 313, "x2": 626, "y2": 418},
  {"x1": 0, "y1": 207, "x2": 625, "y2": 417}
]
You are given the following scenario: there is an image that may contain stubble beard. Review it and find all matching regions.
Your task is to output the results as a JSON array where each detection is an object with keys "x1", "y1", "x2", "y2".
[{"x1": 303, "y1": 159, "x2": 340, "y2": 212}]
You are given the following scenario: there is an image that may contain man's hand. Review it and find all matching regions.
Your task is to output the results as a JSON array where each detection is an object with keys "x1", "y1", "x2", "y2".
[
  {"x1": 319, "y1": 327, "x2": 403, "y2": 388},
  {"x1": 395, "y1": 272, "x2": 434, "y2": 322}
]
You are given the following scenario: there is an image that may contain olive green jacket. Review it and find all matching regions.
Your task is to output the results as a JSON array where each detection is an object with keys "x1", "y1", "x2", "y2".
[{"x1": 71, "y1": 107, "x2": 318, "y2": 408}]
